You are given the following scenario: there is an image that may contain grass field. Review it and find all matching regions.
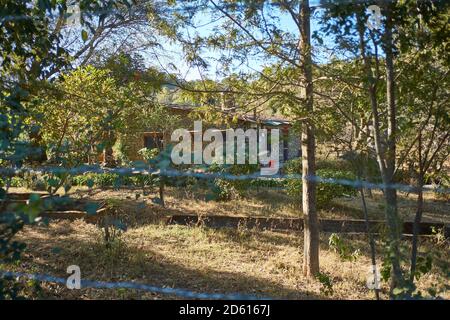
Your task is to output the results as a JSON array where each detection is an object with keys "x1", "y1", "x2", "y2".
[
  {"x1": 56, "y1": 185, "x2": 449, "y2": 223},
  {"x1": 3, "y1": 186, "x2": 449, "y2": 299}
]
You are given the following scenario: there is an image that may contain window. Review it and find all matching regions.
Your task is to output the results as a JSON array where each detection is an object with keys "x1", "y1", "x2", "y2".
[{"x1": 144, "y1": 134, "x2": 163, "y2": 150}]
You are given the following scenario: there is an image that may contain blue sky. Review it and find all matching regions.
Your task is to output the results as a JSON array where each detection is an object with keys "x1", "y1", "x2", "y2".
[
  {"x1": 152, "y1": 0, "x2": 383, "y2": 81},
  {"x1": 61, "y1": 1, "x2": 379, "y2": 81},
  {"x1": 153, "y1": 5, "x2": 330, "y2": 81}
]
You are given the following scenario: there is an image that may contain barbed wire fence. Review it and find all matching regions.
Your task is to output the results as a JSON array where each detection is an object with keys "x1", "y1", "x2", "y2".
[
  {"x1": 1, "y1": 162, "x2": 448, "y2": 299},
  {"x1": 1, "y1": 165, "x2": 448, "y2": 194},
  {"x1": 0, "y1": 270, "x2": 269, "y2": 300}
]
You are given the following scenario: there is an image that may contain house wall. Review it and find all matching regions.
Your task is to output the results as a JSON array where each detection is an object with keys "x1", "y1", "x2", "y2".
[{"x1": 120, "y1": 107, "x2": 301, "y2": 164}]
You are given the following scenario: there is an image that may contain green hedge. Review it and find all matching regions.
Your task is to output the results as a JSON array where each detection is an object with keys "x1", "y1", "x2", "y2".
[
  {"x1": 71, "y1": 173, "x2": 156, "y2": 188},
  {"x1": 284, "y1": 158, "x2": 358, "y2": 209}
]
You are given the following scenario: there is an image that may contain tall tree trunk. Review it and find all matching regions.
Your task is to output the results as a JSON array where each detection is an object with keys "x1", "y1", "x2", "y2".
[
  {"x1": 358, "y1": 6, "x2": 403, "y2": 295},
  {"x1": 300, "y1": 0, "x2": 319, "y2": 277},
  {"x1": 360, "y1": 185, "x2": 380, "y2": 300},
  {"x1": 410, "y1": 133, "x2": 424, "y2": 282},
  {"x1": 383, "y1": 5, "x2": 403, "y2": 295}
]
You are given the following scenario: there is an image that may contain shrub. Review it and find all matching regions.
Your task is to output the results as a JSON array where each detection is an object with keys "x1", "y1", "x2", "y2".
[
  {"x1": 138, "y1": 147, "x2": 160, "y2": 162},
  {"x1": 249, "y1": 178, "x2": 286, "y2": 189},
  {"x1": 315, "y1": 168, "x2": 358, "y2": 208},
  {"x1": 9, "y1": 177, "x2": 24, "y2": 188},
  {"x1": 210, "y1": 179, "x2": 239, "y2": 201},
  {"x1": 207, "y1": 162, "x2": 259, "y2": 201},
  {"x1": 24, "y1": 174, "x2": 47, "y2": 191},
  {"x1": 71, "y1": 173, "x2": 155, "y2": 189},
  {"x1": 328, "y1": 233, "x2": 360, "y2": 261},
  {"x1": 316, "y1": 158, "x2": 353, "y2": 171},
  {"x1": 284, "y1": 158, "x2": 358, "y2": 208},
  {"x1": 284, "y1": 158, "x2": 302, "y2": 201}
]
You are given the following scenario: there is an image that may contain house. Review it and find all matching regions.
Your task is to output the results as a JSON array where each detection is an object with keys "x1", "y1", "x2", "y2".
[{"x1": 120, "y1": 104, "x2": 301, "y2": 165}]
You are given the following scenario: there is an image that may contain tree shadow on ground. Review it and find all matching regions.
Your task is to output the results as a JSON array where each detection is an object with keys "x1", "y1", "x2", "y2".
[{"x1": 14, "y1": 227, "x2": 324, "y2": 300}]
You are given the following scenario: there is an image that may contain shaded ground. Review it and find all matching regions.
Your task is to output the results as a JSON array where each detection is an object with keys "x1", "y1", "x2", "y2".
[
  {"x1": 3, "y1": 217, "x2": 449, "y2": 300},
  {"x1": 3, "y1": 186, "x2": 449, "y2": 300},
  {"x1": 36, "y1": 185, "x2": 448, "y2": 223}
]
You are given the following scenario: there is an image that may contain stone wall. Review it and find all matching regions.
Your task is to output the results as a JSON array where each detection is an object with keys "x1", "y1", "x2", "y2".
[{"x1": 119, "y1": 108, "x2": 301, "y2": 164}]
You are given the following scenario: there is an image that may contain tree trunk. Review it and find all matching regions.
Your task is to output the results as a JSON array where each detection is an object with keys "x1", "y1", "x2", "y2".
[
  {"x1": 103, "y1": 131, "x2": 116, "y2": 167},
  {"x1": 383, "y1": 6, "x2": 404, "y2": 295},
  {"x1": 357, "y1": 6, "x2": 403, "y2": 295},
  {"x1": 360, "y1": 186, "x2": 380, "y2": 300},
  {"x1": 410, "y1": 133, "x2": 424, "y2": 282},
  {"x1": 300, "y1": 0, "x2": 319, "y2": 277}
]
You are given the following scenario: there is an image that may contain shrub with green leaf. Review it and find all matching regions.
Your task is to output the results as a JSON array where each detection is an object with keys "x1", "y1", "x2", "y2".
[
  {"x1": 284, "y1": 158, "x2": 357, "y2": 208},
  {"x1": 71, "y1": 173, "x2": 155, "y2": 189},
  {"x1": 207, "y1": 162, "x2": 259, "y2": 201},
  {"x1": 328, "y1": 233, "x2": 360, "y2": 262}
]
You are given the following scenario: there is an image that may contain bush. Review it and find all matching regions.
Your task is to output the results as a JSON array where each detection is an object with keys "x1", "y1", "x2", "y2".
[
  {"x1": 284, "y1": 158, "x2": 358, "y2": 208},
  {"x1": 72, "y1": 173, "x2": 156, "y2": 188},
  {"x1": 207, "y1": 162, "x2": 259, "y2": 201},
  {"x1": 315, "y1": 168, "x2": 358, "y2": 208},
  {"x1": 284, "y1": 158, "x2": 302, "y2": 200},
  {"x1": 9, "y1": 177, "x2": 24, "y2": 188},
  {"x1": 138, "y1": 147, "x2": 160, "y2": 162},
  {"x1": 249, "y1": 178, "x2": 286, "y2": 189},
  {"x1": 24, "y1": 174, "x2": 47, "y2": 191},
  {"x1": 316, "y1": 158, "x2": 353, "y2": 172},
  {"x1": 2, "y1": 174, "x2": 57, "y2": 191}
]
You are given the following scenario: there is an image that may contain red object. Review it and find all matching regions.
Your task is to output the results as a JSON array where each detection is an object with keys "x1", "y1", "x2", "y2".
[{"x1": 269, "y1": 160, "x2": 276, "y2": 168}]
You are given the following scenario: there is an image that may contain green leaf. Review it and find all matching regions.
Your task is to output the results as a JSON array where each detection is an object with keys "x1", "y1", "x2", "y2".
[
  {"x1": 392, "y1": 287, "x2": 404, "y2": 296},
  {"x1": 81, "y1": 30, "x2": 88, "y2": 42},
  {"x1": 29, "y1": 193, "x2": 41, "y2": 203},
  {"x1": 46, "y1": 177, "x2": 59, "y2": 188}
]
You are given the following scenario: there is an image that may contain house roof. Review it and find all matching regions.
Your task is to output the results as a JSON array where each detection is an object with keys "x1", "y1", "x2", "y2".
[{"x1": 163, "y1": 103, "x2": 291, "y2": 127}]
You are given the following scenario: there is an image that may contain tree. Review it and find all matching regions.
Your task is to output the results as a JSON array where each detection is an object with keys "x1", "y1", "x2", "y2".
[
  {"x1": 37, "y1": 0, "x2": 173, "y2": 78},
  {"x1": 0, "y1": 0, "x2": 98, "y2": 297},
  {"x1": 166, "y1": 0, "x2": 320, "y2": 276},
  {"x1": 315, "y1": 0, "x2": 449, "y2": 296},
  {"x1": 393, "y1": 0, "x2": 449, "y2": 289},
  {"x1": 29, "y1": 65, "x2": 159, "y2": 166},
  {"x1": 299, "y1": 0, "x2": 319, "y2": 277}
]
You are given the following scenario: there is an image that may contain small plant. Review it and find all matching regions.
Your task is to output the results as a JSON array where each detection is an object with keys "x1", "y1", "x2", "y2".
[
  {"x1": 315, "y1": 272, "x2": 334, "y2": 296},
  {"x1": 207, "y1": 161, "x2": 259, "y2": 201},
  {"x1": 328, "y1": 233, "x2": 360, "y2": 262},
  {"x1": 430, "y1": 226, "x2": 447, "y2": 246},
  {"x1": 100, "y1": 215, "x2": 127, "y2": 247},
  {"x1": 138, "y1": 147, "x2": 160, "y2": 162},
  {"x1": 25, "y1": 174, "x2": 47, "y2": 191}
]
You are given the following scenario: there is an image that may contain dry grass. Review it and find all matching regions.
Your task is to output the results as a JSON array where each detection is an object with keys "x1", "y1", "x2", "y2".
[
  {"x1": 3, "y1": 186, "x2": 449, "y2": 300},
  {"x1": 3, "y1": 217, "x2": 448, "y2": 300},
  {"x1": 332, "y1": 190, "x2": 450, "y2": 223},
  {"x1": 42, "y1": 185, "x2": 449, "y2": 223}
]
